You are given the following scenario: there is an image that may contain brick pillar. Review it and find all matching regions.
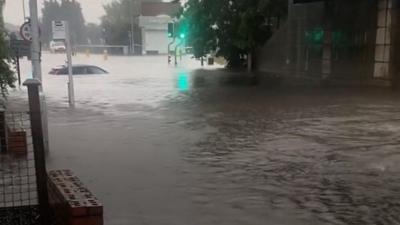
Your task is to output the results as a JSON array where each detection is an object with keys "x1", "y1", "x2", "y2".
[
  {"x1": 374, "y1": 0, "x2": 393, "y2": 80},
  {"x1": 390, "y1": 0, "x2": 400, "y2": 87}
]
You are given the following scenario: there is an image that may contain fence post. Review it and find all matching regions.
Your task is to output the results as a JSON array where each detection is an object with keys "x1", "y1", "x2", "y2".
[{"x1": 23, "y1": 79, "x2": 50, "y2": 225}]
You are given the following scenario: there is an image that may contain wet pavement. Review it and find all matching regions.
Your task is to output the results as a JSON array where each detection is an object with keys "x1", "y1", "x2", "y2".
[{"x1": 11, "y1": 53, "x2": 400, "y2": 225}]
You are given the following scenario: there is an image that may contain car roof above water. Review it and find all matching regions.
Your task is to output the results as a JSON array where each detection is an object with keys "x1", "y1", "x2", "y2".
[{"x1": 54, "y1": 64, "x2": 99, "y2": 68}]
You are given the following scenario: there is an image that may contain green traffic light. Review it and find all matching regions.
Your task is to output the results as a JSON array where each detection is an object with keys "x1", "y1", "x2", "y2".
[{"x1": 180, "y1": 33, "x2": 185, "y2": 39}]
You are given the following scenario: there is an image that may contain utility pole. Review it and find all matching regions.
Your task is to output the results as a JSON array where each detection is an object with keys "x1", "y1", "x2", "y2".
[
  {"x1": 31, "y1": 0, "x2": 50, "y2": 153},
  {"x1": 128, "y1": 31, "x2": 133, "y2": 54},
  {"x1": 22, "y1": 0, "x2": 26, "y2": 20},
  {"x1": 29, "y1": 0, "x2": 42, "y2": 82},
  {"x1": 175, "y1": 38, "x2": 183, "y2": 67},
  {"x1": 130, "y1": 17, "x2": 135, "y2": 54}
]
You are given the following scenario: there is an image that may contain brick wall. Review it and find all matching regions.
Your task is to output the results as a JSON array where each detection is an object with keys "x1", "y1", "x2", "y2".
[
  {"x1": 7, "y1": 130, "x2": 28, "y2": 155},
  {"x1": 47, "y1": 170, "x2": 103, "y2": 225}
]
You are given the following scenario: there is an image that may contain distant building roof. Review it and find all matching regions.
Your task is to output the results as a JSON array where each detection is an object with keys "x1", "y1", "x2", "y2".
[{"x1": 141, "y1": 2, "x2": 180, "y2": 17}]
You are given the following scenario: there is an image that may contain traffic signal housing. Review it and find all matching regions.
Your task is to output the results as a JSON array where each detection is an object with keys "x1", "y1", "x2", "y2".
[{"x1": 168, "y1": 22, "x2": 174, "y2": 38}]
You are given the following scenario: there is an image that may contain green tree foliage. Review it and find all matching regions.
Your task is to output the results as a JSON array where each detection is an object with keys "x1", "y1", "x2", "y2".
[
  {"x1": 0, "y1": 0, "x2": 16, "y2": 96},
  {"x1": 181, "y1": 0, "x2": 287, "y2": 68},
  {"x1": 86, "y1": 23, "x2": 103, "y2": 45},
  {"x1": 101, "y1": 0, "x2": 141, "y2": 47},
  {"x1": 102, "y1": 0, "x2": 133, "y2": 46},
  {"x1": 42, "y1": 0, "x2": 86, "y2": 45}
]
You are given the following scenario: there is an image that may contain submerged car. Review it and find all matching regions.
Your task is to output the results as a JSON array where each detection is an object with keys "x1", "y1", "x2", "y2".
[{"x1": 49, "y1": 65, "x2": 108, "y2": 75}]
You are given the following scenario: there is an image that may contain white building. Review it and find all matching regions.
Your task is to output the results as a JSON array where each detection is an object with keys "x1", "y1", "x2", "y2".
[
  {"x1": 138, "y1": 1, "x2": 180, "y2": 55},
  {"x1": 139, "y1": 15, "x2": 172, "y2": 55}
]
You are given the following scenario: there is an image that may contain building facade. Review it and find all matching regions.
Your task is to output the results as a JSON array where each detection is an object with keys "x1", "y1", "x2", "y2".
[
  {"x1": 256, "y1": 0, "x2": 400, "y2": 87},
  {"x1": 139, "y1": 2, "x2": 180, "y2": 55}
]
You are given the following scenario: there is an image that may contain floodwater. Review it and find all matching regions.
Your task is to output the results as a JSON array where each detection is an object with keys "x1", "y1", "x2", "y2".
[{"x1": 13, "y1": 53, "x2": 400, "y2": 225}]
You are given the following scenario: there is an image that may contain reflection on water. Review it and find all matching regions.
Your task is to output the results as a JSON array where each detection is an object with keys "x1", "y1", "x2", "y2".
[
  {"x1": 177, "y1": 72, "x2": 190, "y2": 92},
  {"x1": 170, "y1": 70, "x2": 400, "y2": 225}
]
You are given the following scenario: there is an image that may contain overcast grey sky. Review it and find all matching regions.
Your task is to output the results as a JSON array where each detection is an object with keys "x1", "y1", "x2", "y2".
[{"x1": 3, "y1": 0, "x2": 114, "y2": 25}]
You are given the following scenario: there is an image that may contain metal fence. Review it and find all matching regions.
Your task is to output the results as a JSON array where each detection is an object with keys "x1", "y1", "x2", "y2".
[
  {"x1": 0, "y1": 111, "x2": 40, "y2": 225},
  {"x1": 0, "y1": 80, "x2": 50, "y2": 225}
]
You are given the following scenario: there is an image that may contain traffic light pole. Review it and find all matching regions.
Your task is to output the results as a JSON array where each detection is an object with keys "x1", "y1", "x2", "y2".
[
  {"x1": 174, "y1": 38, "x2": 184, "y2": 67},
  {"x1": 168, "y1": 37, "x2": 176, "y2": 64}
]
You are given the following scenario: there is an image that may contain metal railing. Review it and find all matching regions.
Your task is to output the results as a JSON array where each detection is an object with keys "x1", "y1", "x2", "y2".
[
  {"x1": 0, "y1": 111, "x2": 39, "y2": 225},
  {"x1": 0, "y1": 79, "x2": 50, "y2": 225}
]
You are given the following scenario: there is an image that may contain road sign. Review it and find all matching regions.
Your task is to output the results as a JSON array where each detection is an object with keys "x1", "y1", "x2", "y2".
[
  {"x1": 20, "y1": 22, "x2": 32, "y2": 42},
  {"x1": 10, "y1": 39, "x2": 31, "y2": 59},
  {"x1": 52, "y1": 21, "x2": 67, "y2": 40}
]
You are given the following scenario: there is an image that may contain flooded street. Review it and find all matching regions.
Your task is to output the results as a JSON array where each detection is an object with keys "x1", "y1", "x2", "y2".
[{"x1": 13, "y1": 53, "x2": 400, "y2": 225}]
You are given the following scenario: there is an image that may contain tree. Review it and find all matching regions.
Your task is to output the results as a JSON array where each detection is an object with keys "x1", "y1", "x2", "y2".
[
  {"x1": 178, "y1": 1, "x2": 217, "y2": 59},
  {"x1": 86, "y1": 23, "x2": 103, "y2": 45},
  {"x1": 0, "y1": 0, "x2": 16, "y2": 96},
  {"x1": 101, "y1": 0, "x2": 142, "y2": 51},
  {"x1": 101, "y1": 0, "x2": 133, "y2": 46},
  {"x1": 180, "y1": 0, "x2": 288, "y2": 68},
  {"x1": 100, "y1": 0, "x2": 160, "y2": 53},
  {"x1": 41, "y1": 0, "x2": 87, "y2": 45}
]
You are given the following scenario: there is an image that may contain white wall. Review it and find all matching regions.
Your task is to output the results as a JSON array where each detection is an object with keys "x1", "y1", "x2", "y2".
[{"x1": 144, "y1": 29, "x2": 170, "y2": 54}]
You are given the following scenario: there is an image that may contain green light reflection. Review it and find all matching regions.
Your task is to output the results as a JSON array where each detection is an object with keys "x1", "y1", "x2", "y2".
[{"x1": 177, "y1": 72, "x2": 190, "y2": 92}]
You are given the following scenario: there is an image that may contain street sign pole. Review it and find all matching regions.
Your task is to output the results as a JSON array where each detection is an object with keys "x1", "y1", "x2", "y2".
[
  {"x1": 52, "y1": 20, "x2": 75, "y2": 108},
  {"x1": 65, "y1": 22, "x2": 75, "y2": 108},
  {"x1": 29, "y1": 0, "x2": 42, "y2": 82}
]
